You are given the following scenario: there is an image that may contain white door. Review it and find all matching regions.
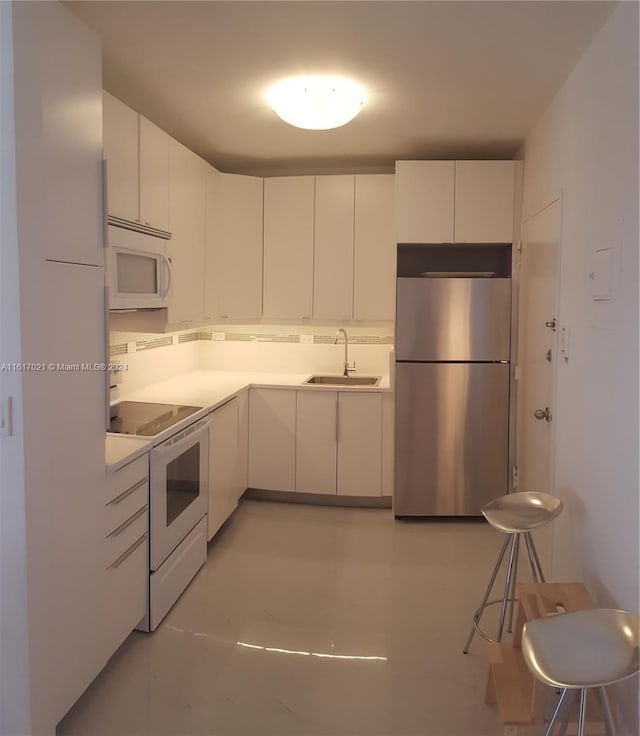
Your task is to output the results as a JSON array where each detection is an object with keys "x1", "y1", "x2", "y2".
[{"x1": 516, "y1": 199, "x2": 561, "y2": 492}]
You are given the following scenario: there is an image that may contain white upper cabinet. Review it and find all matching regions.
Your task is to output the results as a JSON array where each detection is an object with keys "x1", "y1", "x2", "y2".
[
  {"x1": 167, "y1": 139, "x2": 206, "y2": 326},
  {"x1": 313, "y1": 176, "x2": 355, "y2": 320},
  {"x1": 354, "y1": 174, "x2": 396, "y2": 320},
  {"x1": 454, "y1": 161, "x2": 515, "y2": 243},
  {"x1": 395, "y1": 161, "x2": 455, "y2": 243},
  {"x1": 263, "y1": 177, "x2": 314, "y2": 319},
  {"x1": 13, "y1": 0, "x2": 103, "y2": 266},
  {"x1": 296, "y1": 390, "x2": 338, "y2": 495},
  {"x1": 395, "y1": 160, "x2": 515, "y2": 244},
  {"x1": 103, "y1": 92, "x2": 170, "y2": 233},
  {"x1": 103, "y1": 92, "x2": 139, "y2": 224},
  {"x1": 205, "y1": 172, "x2": 263, "y2": 320},
  {"x1": 337, "y1": 393, "x2": 382, "y2": 496},
  {"x1": 139, "y1": 116, "x2": 170, "y2": 232}
]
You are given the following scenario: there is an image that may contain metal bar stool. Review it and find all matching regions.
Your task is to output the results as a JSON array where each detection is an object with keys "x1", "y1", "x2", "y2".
[
  {"x1": 521, "y1": 608, "x2": 639, "y2": 736},
  {"x1": 463, "y1": 491, "x2": 563, "y2": 654}
]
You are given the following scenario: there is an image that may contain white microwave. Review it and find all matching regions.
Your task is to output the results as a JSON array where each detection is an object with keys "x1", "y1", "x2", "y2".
[{"x1": 106, "y1": 225, "x2": 172, "y2": 310}]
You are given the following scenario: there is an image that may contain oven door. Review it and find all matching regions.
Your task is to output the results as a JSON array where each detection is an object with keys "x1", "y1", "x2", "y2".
[{"x1": 150, "y1": 416, "x2": 210, "y2": 571}]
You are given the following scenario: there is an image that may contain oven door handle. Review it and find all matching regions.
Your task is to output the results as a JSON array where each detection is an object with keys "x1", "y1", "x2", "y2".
[{"x1": 152, "y1": 417, "x2": 211, "y2": 459}]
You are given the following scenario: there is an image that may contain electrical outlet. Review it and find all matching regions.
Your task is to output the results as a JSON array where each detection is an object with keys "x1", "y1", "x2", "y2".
[
  {"x1": 300, "y1": 334, "x2": 314, "y2": 345},
  {"x1": 212, "y1": 332, "x2": 225, "y2": 341}
]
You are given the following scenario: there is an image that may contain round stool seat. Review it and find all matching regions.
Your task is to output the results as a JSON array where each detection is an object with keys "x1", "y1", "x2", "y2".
[
  {"x1": 482, "y1": 491, "x2": 563, "y2": 534},
  {"x1": 522, "y1": 608, "x2": 639, "y2": 689}
]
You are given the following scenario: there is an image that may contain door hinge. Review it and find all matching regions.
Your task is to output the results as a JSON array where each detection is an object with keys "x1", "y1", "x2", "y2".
[{"x1": 512, "y1": 464, "x2": 519, "y2": 491}]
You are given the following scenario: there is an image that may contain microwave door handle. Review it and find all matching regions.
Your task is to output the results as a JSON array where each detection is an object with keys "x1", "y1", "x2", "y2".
[{"x1": 161, "y1": 254, "x2": 173, "y2": 300}]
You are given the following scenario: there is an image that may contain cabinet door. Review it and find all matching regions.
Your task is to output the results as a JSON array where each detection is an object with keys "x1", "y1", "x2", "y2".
[
  {"x1": 248, "y1": 389, "x2": 296, "y2": 492},
  {"x1": 103, "y1": 91, "x2": 139, "y2": 224},
  {"x1": 13, "y1": 1, "x2": 103, "y2": 266},
  {"x1": 236, "y1": 388, "x2": 249, "y2": 498},
  {"x1": 263, "y1": 177, "x2": 314, "y2": 319},
  {"x1": 395, "y1": 161, "x2": 454, "y2": 243},
  {"x1": 209, "y1": 397, "x2": 240, "y2": 540},
  {"x1": 167, "y1": 140, "x2": 206, "y2": 325},
  {"x1": 454, "y1": 161, "x2": 515, "y2": 243},
  {"x1": 296, "y1": 391, "x2": 337, "y2": 495},
  {"x1": 206, "y1": 172, "x2": 263, "y2": 320},
  {"x1": 139, "y1": 115, "x2": 170, "y2": 232},
  {"x1": 41, "y1": 261, "x2": 107, "y2": 721},
  {"x1": 337, "y1": 393, "x2": 382, "y2": 496},
  {"x1": 354, "y1": 175, "x2": 396, "y2": 320},
  {"x1": 313, "y1": 176, "x2": 354, "y2": 319}
]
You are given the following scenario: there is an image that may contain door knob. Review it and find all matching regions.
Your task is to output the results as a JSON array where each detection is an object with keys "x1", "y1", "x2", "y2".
[{"x1": 534, "y1": 407, "x2": 552, "y2": 422}]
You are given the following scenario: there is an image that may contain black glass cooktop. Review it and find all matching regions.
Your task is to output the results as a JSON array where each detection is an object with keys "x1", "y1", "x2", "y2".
[{"x1": 109, "y1": 401, "x2": 201, "y2": 437}]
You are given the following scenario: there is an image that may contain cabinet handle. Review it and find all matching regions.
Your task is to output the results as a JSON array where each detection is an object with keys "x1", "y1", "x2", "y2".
[
  {"x1": 109, "y1": 533, "x2": 147, "y2": 570},
  {"x1": 109, "y1": 477, "x2": 148, "y2": 505},
  {"x1": 107, "y1": 506, "x2": 147, "y2": 539},
  {"x1": 335, "y1": 396, "x2": 339, "y2": 444}
]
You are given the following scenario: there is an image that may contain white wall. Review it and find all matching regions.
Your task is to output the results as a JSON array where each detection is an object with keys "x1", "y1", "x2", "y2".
[{"x1": 521, "y1": 3, "x2": 638, "y2": 730}]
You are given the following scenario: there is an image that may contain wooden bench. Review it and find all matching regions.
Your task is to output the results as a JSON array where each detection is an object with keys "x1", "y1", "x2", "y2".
[{"x1": 485, "y1": 582, "x2": 612, "y2": 735}]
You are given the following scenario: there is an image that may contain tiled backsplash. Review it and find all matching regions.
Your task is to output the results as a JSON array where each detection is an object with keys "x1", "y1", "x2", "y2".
[{"x1": 110, "y1": 324, "x2": 394, "y2": 357}]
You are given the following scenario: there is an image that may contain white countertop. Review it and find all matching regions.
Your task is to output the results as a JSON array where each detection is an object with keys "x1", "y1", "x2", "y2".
[
  {"x1": 105, "y1": 369, "x2": 391, "y2": 468},
  {"x1": 105, "y1": 434, "x2": 152, "y2": 473}
]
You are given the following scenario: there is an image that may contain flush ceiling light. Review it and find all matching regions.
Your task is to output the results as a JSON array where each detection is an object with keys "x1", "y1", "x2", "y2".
[{"x1": 267, "y1": 75, "x2": 366, "y2": 130}]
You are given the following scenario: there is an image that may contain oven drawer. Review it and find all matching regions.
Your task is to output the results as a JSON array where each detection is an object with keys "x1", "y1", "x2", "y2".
[
  {"x1": 105, "y1": 477, "x2": 148, "y2": 536},
  {"x1": 105, "y1": 506, "x2": 148, "y2": 568},
  {"x1": 106, "y1": 454, "x2": 148, "y2": 505}
]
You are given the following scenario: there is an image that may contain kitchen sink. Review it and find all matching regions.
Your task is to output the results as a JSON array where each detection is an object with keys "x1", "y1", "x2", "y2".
[{"x1": 303, "y1": 375, "x2": 381, "y2": 386}]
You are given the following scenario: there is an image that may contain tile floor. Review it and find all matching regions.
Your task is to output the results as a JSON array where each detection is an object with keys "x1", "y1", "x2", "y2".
[{"x1": 59, "y1": 499, "x2": 511, "y2": 736}]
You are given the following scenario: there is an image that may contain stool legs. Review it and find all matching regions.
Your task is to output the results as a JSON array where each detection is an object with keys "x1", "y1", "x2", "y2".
[
  {"x1": 463, "y1": 531, "x2": 546, "y2": 653},
  {"x1": 545, "y1": 687, "x2": 570, "y2": 736},
  {"x1": 463, "y1": 535, "x2": 510, "y2": 653},
  {"x1": 525, "y1": 531, "x2": 546, "y2": 582},
  {"x1": 497, "y1": 534, "x2": 519, "y2": 641},
  {"x1": 599, "y1": 687, "x2": 617, "y2": 736}
]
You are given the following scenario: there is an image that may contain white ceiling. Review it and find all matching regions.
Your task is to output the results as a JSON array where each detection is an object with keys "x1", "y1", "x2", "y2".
[{"x1": 65, "y1": 1, "x2": 614, "y2": 176}]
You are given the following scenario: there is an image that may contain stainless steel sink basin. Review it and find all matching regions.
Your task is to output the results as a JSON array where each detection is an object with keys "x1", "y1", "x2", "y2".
[{"x1": 304, "y1": 375, "x2": 381, "y2": 386}]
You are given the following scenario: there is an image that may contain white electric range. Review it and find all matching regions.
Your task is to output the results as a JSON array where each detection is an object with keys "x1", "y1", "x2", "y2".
[{"x1": 109, "y1": 401, "x2": 210, "y2": 631}]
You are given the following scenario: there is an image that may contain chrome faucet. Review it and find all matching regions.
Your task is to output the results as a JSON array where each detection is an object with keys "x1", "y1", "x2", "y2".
[{"x1": 334, "y1": 328, "x2": 356, "y2": 377}]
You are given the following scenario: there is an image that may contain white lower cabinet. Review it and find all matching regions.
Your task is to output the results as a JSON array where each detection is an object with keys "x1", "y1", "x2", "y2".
[
  {"x1": 209, "y1": 395, "x2": 247, "y2": 539},
  {"x1": 337, "y1": 393, "x2": 383, "y2": 496},
  {"x1": 102, "y1": 456, "x2": 149, "y2": 663},
  {"x1": 296, "y1": 391, "x2": 338, "y2": 494},
  {"x1": 248, "y1": 389, "x2": 297, "y2": 492},
  {"x1": 250, "y1": 388, "x2": 384, "y2": 497}
]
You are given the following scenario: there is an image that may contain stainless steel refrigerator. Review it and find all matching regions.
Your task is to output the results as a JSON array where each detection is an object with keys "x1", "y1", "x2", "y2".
[{"x1": 394, "y1": 276, "x2": 511, "y2": 516}]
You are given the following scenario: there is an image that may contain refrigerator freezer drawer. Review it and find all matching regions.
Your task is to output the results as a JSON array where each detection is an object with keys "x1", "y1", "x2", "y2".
[
  {"x1": 394, "y1": 362, "x2": 509, "y2": 516},
  {"x1": 396, "y1": 277, "x2": 511, "y2": 362}
]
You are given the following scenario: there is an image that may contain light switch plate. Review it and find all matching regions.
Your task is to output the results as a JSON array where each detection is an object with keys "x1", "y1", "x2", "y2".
[{"x1": 590, "y1": 248, "x2": 614, "y2": 300}]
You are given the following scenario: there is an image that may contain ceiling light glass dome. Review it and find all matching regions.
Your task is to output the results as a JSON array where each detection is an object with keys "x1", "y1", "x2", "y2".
[{"x1": 267, "y1": 75, "x2": 366, "y2": 130}]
